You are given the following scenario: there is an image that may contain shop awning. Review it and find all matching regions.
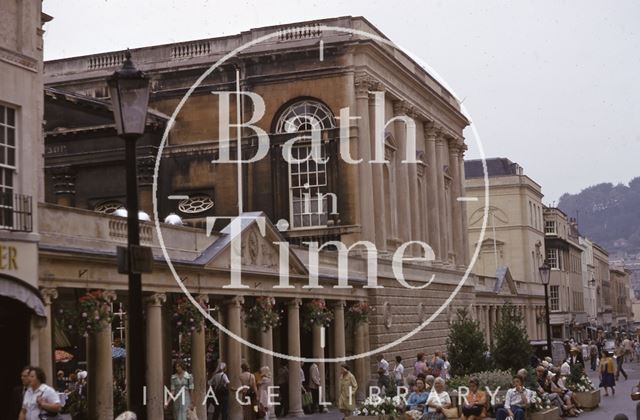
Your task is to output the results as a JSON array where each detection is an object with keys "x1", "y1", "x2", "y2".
[{"x1": 0, "y1": 274, "x2": 45, "y2": 317}]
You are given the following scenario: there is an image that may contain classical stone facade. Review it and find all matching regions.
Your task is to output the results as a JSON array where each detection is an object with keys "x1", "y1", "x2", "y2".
[
  {"x1": 464, "y1": 158, "x2": 546, "y2": 345},
  {"x1": 0, "y1": 0, "x2": 51, "y2": 412},
  {"x1": 40, "y1": 17, "x2": 474, "y2": 419},
  {"x1": 543, "y1": 207, "x2": 588, "y2": 341}
]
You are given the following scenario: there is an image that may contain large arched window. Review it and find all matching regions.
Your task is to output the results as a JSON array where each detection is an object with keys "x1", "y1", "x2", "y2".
[
  {"x1": 274, "y1": 99, "x2": 336, "y2": 229},
  {"x1": 274, "y1": 99, "x2": 335, "y2": 133}
]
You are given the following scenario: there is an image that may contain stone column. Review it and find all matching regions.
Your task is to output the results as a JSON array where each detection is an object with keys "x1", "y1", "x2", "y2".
[
  {"x1": 424, "y1": 123, "x2": 441, "y2": 261},
  {"x1": 50, "y1": 166, "x2": 76, "y2": 207},
  {"x1": 88, "y1": 290, "x2": 116, "y2": 420},
  {"x1": 146, "y1": 293, "x2": 166, "y2": 420},
  {"x1": 332, "y1": 300, "x2": 346, "y2": 402},
  {"x1": 393, "y1": 100, "x2": 412, "y2": 244},
  {"x1": 287, "y1": 299, "x2": 304, "y2": 417},
  {"x1": 312, "y1": 324, "x2": 327, "y2": 410},
  {"x1": 449, "y1": 140, "x2": 464, "y2": 268},
  {"x1": 218, "y1": 307, "x2": 227, "y2": 364},
  {"x1": 39, "y1": 288, "x2": 58, "y2": 385},
  {"x1": 191, "y1": 295, "x2": 208, "y2": 420},
  {"x1": 226, "y1": 296, "x2": 244, "y2": 420},
  {"x1": 137, "y1": 156, "x2": 155, "y2": 215},
  {"x1": 435, "y1": 130, "x2": 448, "y2": 263},
  {"x1": 458, "y1": 148, "x2": 470, "y2": 265},
  {"x1": 260, "y1": 327, "x2": 276, "y2": 419},
  {"x1": 241, "y1": 321, "x2": 250, "y2": 363},
  {"x1": 408, "y1": 111, "x2": 421, "y2": 253},
  {"x1": 354, "y1": 320, "x2": 367, "y2": 403},
  {"x1": 355, "y1": 74, "x2": 376, "y2": 244},
  {"x1": 369, "y1": 84, "x2": 387, "y2": 251}
]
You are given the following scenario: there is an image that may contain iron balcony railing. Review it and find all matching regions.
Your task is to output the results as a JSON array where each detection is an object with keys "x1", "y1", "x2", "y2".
[{"x1": 0, "y1": 192, "x2": 33, "y2": 232}]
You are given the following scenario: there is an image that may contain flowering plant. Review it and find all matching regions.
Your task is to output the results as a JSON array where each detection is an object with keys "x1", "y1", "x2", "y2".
[
  {"x1": 448, "y1": 369, "x2": 513, "y2": 390},
  {"x1": 76, "y1": 290, "x2": 114, "y2": 335},
  {"x1": 301, "y1": 299, "x2": 334, "y2": 330},
  {"x1": 529, "y1": 392, "x2": 552, "y2": 411},
  {"x1": 565, "y1": 366, "x2": 595, "y2": 392},
  {"x1": 346, "y1": 301, "x2": 373, "y2": 326},
  {"x1": 353, "y1": 395, "x2": 403, "y2": 417},
  {"x1": 243, "y1": 296, "x2": 282, "y2": 332},
  {"x1": 172, "y1": 296, "x2": 205, "y2": 337}
]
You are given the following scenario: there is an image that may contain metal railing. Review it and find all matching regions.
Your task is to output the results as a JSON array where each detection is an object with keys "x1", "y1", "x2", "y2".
[{"x1": 0, "y1": 192, "x2": 33, "y2": 232}]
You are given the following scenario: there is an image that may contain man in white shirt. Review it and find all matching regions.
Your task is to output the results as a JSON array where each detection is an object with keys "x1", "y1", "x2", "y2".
[
  {"x1": 495, "y1": 376, "x2": 530, "y2": 420},
  {"x1": 394, "y1": 356, "x2": 405, "y2": 386},
  {"x1": 377, "y1": 354, "x2": 390, "y2": 391},
  {"x1": 308, "y1": 362, "x2": 321, "y2": 413},
  {"x1": 19, "y1": 367, "x2": 62, "y2": 420}
]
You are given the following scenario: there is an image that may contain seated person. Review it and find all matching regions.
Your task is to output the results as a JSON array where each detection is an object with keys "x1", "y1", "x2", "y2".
[
  {"x1": 461, "y1": 377, "x2": 486, "y2": 420},
  {"x1": 535, "y1": 366, "x2": 564, "y2": 412},
  {"x1": 406, "y1": 378, "x2": 429, "y2": 413},
  {"x1": 495, "y1": 376, "x2": 532, "y2": 420},
  {"x1": 424, "y1": 377, "x2": 452, "y2": 420}
]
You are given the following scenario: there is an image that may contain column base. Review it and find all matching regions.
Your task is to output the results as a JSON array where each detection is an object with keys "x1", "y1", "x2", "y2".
[{"x1": 286, "y1": 410, "x2": 306, "y2": 417}]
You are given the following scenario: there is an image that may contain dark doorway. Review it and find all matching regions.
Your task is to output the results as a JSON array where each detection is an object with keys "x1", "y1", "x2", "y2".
[{"x1": 0, "y1": 296, "x2": 31, "y2": 420}]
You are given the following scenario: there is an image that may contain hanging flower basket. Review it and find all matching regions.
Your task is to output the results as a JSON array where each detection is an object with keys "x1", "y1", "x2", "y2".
[
  {"x1": 346, "y1": 301, "x2": 373, "y2": 326},
  {"x1": 243, "y1": 296, "x2": 282, "y2": 332},
  {"x1": 76, "y1": 289, "x2": 114, "y2": 335},
  {"x1": 301, "y1": 299, "x2": 333, "y2": 331},
  {"x1": 172, "y1": 296, "x2": 205, "y2": 338}
]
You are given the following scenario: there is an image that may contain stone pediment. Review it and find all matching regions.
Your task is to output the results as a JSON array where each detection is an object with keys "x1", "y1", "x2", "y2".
[
  {"x1": 200, "y1": 212, "x2": 307, "y2": 277},
  {"x1": 469, "y1": 205, "x2": 509, "y2": 227},
  {"x1": 493, "y1": 266, "x2": 518, "y2": 296}
]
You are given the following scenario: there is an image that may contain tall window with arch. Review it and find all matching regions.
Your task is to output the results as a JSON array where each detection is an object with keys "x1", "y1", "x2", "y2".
[{"x1": 274, "y1": 99, "x2": 336, "y2": 229}]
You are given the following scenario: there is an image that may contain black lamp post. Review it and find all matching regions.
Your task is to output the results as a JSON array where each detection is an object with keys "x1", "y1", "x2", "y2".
[
  {"x1": 539, "y1": 260, "x2": 552, "y2": 358},
  {"x1": 107, "y1": 50, "x2": 150, "y2": 420}
]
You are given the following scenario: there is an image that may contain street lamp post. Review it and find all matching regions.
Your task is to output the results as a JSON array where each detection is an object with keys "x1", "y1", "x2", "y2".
[
  {"x1": 107, "y1": 50, "x2": 150, "y2": 420},
  {"x1": 539, "y1": 260, "x2": 552, "y2": 358}
]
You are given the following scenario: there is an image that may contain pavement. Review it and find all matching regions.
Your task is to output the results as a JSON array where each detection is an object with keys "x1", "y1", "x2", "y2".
[
  {"x1": 579, "y1": 357, "x2": 640, "y2": 420},
  {"x1": 295, "y1": 360, "x2": 640, "y2": 420}
]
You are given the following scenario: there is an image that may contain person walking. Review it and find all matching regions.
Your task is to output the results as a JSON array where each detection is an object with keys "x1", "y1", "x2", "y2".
[
  {"x1": 338, "y1": 365, "x2": 357, "y2": 418},
  {"x1": 167, "y1": 361, "x2": 194, "y2": 420},
  {"x1": 589, "y1": 341, "x2": 599, "y2": 371},
  {"x1": 276, "y1": 360, "x2": 289, "y2": 417},
  {"x1": 239, "y1": 362, "x2": 258, "y2": 420},
  {"x1": 308, "y1": 362, "x2": 321, "y2": 413},
  {"x1": 12, "y1": 366, "x2": 31, "y2": 420},
  {"x1": 18, "y1": 366, "x2": 62, "y2": 420},
  {"x1": 615, "y1": 341, "x2": 628, "y2": 380},
  {"x1": 394, "y1": 355, "x2": 405, "y2": 386},
  {"x1": 257, "y1": 366, "x2": 272, "y2": 420},
  {"x1": 599, "y1": 350, "x2": 617, "y2": 396},
  {"x1": 211, "y1": 362, "x2": 230, "y2": 420}
]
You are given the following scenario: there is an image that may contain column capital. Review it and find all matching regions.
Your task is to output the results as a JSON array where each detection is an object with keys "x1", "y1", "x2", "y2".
[
  {"x1": 196, "y1": 294, "x2": 209, "y2": 306},
  {"x1": 146, "y1": 292, "x2": 166, "y2": 307},
  {"x1": 392, "y1": 99, "x2": 410, "y2": 116},
  {"x1": 224, "y1": 295, "x2": 244, "y2": 308},
  {"x1": 287, "y1": 297, "x2": 302, "y2": 308},
  {"x1": 331, "y1": 299, "x2": 346, "y2": 309},
  {"x1": 354, "y1": 73, "x2": 378, "y2": 97},
  {"x1": 40, "y1": 288, "x2": 58, "y2": 305}
]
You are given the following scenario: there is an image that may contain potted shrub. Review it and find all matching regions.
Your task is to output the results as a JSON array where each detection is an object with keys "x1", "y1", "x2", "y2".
[{"x1": 564, "y1": 364, "x2": 600, "y2": 409}]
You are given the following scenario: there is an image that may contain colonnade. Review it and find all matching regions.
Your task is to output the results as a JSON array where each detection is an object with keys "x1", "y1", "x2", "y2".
[
  {"x1": 353, "y1": 73, "x2": 468, "y2": 266},
  {"x1": 474, "y1": 303, "x2": 548, "y2": 346}
]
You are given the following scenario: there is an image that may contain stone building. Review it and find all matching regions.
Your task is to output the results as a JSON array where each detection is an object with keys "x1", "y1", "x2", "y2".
[
  {"x1": 0, "y1": 0, "x2": 51, "y2": 411},
  {"x1": 41, "y1": 17, "x2": 473, "y2": 419},
  {"x1": 609, "y1": 265, "x2": 633, "y2": 330},
  {"x1": 579, "y1": 236, "x2": 598, "y2": 329},
  {"x1": 464, "y1": 158, "x2": 546, "y2": 346},
  {"x1": 543, "y1": 207, "x2": 588, "y2": 341},
  {"x1": 594, "y1": 243, "x2": 612, "y2": 330}
]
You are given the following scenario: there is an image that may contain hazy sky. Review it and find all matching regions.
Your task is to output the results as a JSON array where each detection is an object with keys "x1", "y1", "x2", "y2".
[{"x1": 42, "y1": 0, "x2": 640, "y2": 203}]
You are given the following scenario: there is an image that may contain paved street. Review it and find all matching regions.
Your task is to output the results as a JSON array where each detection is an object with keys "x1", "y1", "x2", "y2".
[{"x1": 580, "y1": 358, "x2": 640, "y2": 420}]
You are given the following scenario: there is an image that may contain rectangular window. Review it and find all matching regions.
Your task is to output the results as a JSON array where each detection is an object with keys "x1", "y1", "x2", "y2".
[
  {"x1": 550, "y1": 285, "x2": 560, "y2": 311},
  {"x1": 288, "y1": 144, "x2": 330, "y2": 229},
  {"x1": 545, "y1": 220, "x2": 556, "y2": 235},
  {"x1": 547, "y1": 248, "x2": 559, "y2": 269},
  {"x1": 0, "y1": 105, "x2": 16, "y2": 229}
]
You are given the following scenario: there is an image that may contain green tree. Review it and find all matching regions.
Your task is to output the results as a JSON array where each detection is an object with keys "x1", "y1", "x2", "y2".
[
  {"x1": 492, "y1": 304, "x2": 532, "y2": 372},
  {"x1": 446, "y1": 307, "x2": 489, "y2": 376}
]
